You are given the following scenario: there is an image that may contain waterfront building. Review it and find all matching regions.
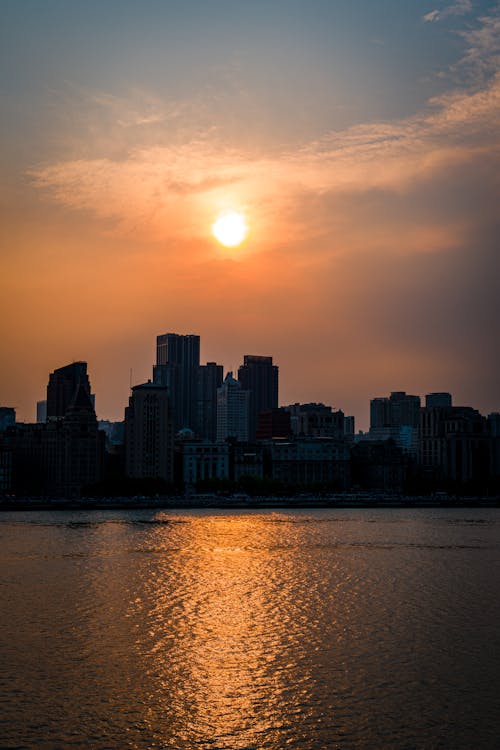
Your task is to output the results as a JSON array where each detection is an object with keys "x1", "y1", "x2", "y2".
[
  {"x1": 419, "y1": 405, "x2": 489, "y2": 485},
  {"x1": 216, "y1": 373, "x2": 250, "y2": 443},
  {"x1": 233, "y1": 443, "x2": 264, "y2": 481},
  {"x1": 351, "y1": 439, "x2": 407, "y2": 491},
  {"x1": 3, "y1": 383, "x2": 103, "y2": 497},
  {"x1": 125, "y1": 382, "x2": 174, "y2": 483},
  {"x1": 177, "y1": 440, "x2": 230, "y2": 486},
  {"x1": 268, "y1": 437, "x2": 350, "y2": 489},
  {"x1": 153, "y1": 332, "x2": 200, "y2": 433},
  {"x1": 238, "y1": 355, "x2": 278, "y2": 441}
]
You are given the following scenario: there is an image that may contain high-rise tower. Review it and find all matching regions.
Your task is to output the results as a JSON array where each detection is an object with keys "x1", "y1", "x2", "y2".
[
  {"x1": 46, "y1": 362, "x2": 92, "y2": 420},
  {"x1": 238, "y1": 355, "x2": 278, "y2": 440},
  {"x1": 153, "y1": 333, "x2": 200, "y2": 433}
]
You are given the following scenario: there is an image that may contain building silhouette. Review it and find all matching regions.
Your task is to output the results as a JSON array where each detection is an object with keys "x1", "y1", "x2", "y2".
[
  {"x1": 47, "y1": 362, "x2": 92, "y2": 420},
  {"x1": 125, "y1": 382, "x2": 174, "y2": 482},
  {"x1": 238, "y1": 355, "x2": 278, "y2": 441},
  {"x1": 284, "y1": 402, "x2": 344, "y2": 439},
  {"x1": 153, "y1": 333, "x2": 200, "y2": 433},
  {"x1": 3, "y1": 382, "x2": 103, "y2": 497},
  {"x1": 419, "y1": 404, "x2": 489, "y2": 485},
  {"x1": 369, "y1": 391, "x2": 421, "y2": 454},
  {"x1": 217, "y1": 373, "x2": 250, "y2": 443},
  {"x1": 197, "y1": 361, "x2": 223, "y2": 441},
  {"x1": 0, "y1": 407, "x2": 15, "y2": 432},
  {"x1": 425, "y1": 393, "x2": 452, "y2": 409}
]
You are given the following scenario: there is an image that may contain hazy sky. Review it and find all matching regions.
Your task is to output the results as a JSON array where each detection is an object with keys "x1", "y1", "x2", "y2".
[{"x1": 1, "y1": 0, "x2": 499, "y2": 429}]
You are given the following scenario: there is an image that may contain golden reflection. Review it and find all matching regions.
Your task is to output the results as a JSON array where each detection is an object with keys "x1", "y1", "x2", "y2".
[{"x1": 134, "y1": 513, "x2": 317, "y2": 749}]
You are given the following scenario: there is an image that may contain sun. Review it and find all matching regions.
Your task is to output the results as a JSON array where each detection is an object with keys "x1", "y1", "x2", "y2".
[{"x1": 212, "y1": 211, "x2": 248, "y2": 248}]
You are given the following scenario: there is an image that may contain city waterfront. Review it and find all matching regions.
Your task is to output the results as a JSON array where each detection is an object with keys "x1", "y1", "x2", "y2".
[{"x1": 1, "y1": 508, "x2": 499, "y2": 749}]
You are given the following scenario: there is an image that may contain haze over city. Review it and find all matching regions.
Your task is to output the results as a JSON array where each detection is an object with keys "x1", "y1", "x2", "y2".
[{"x1": 1, "y1": 0, "x2": 499, "y2": 429}]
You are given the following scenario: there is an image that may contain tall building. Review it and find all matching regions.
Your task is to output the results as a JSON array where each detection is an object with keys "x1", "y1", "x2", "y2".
[
  {"x1": 197, "y1": 362, "x2": 223, "y2": 441},
  {"x1": 0, "y1": 407, "x2": 16, "y2": 432},
  {"x1": 238, "y1": 355, "x2": 278, "y2": 440},
  {"x1": 125, "y1": 382, "x2": 174, "y2": 482},
  {"x1": 217, "y1": 373, "x2": 250, "y2": 443},
  {"x1": 47, "y1": 362, "x2": 92, "y2": 420},
  {"x1": 153, "y1": 333, "x2": 200, "y2": 433},
  {"x1": 369, "y1": 391, "x2": 421, "y2": 454},
  {"x1": 36, "y1": 400, "x2": 47, "y2": 423}
]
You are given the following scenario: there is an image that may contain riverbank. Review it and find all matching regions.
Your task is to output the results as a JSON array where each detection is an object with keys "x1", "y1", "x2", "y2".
[{"x1": 1, "y1": 493, "x2": 499, "y2": 510}]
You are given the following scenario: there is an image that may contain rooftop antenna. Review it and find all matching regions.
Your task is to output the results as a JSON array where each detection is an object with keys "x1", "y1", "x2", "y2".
[{"x1": 129, "y1": 368, "x2": 133, "y2": 391}]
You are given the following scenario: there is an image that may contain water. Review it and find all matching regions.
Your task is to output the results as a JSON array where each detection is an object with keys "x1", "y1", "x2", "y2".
[{"x1": 1, "y1": 507, "x2": 499, "y2": 750}]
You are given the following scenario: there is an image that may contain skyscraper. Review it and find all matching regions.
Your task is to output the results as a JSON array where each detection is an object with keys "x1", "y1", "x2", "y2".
[
  {"x1": 46, "y1": 362, "x2": 92, "y2": 420},
  {"x1": 198, "y1": 361, "x2": 223, "y2": 441},
  {"x1": 125, "y1": 382, "x2": 173, "y2": 482},
  {"x1": 238, "y1": 355, "x2": 278, "y2": 441},
  {"x1": 217, "y1": 373, "x2": 250, "y2": 443},
  {"x1": 153, "y1": 333, "x2": 200, "y2": 433}
]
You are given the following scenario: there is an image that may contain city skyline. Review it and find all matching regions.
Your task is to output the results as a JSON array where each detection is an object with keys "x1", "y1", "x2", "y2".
[{"x1": 1, "y1": 1, "x2": 499, "y2": 430}]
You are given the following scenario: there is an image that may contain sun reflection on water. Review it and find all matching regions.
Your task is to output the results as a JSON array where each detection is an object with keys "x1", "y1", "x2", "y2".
[{"x1": 133, "y1": 514, "x2": 320, "y2": 748}]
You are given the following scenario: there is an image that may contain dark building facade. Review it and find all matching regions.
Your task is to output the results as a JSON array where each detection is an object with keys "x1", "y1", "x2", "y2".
[
  {"x1": 419, "y1": 405, "x2": 490, "y2": 486},
  {"x1": 369, "y1": 391, "x2": 421, "y2": 455},
  {"x1": 256, "y1": 408, "x2": 291, "y2": 440},
  {"x1": 238, "y1": 355, "x2": 278, "y2": 441},
  {"x1": 153, "y1": 333, "x2": 200, "y2": 433},
  {"x1": 197, "y1": 361, "x2": 223, "y2": 441},
  {"x1": 284, "y1": 403, "x2": 344, "y2": 439},
  {"x1": 4, "y1": 384, "x2": 103, "y2": 497},
  {"x1": 125, "y1": 382, "x2": 174, "y2": 483},
  {"x1": 47, "y1": 361, "x2": 92, "y2": 420}
]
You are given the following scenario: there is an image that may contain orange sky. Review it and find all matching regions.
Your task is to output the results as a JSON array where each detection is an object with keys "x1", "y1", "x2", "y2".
[{"x1": 1, "y1": 2, "x2": 499, "y2": 429}]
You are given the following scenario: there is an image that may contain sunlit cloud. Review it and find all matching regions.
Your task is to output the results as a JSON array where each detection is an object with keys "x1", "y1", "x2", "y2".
[
  {"x1": 423, "y1": 1, "x2": 473, "y2": 23},
  {"x1": 30, "y1": 70, "x2": 500, "y2": 254}
]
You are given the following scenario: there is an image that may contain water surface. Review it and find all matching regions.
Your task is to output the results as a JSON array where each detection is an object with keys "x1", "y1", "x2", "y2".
[{"x1": 1, "y1": 508, "x2": 499, "y2": 749}]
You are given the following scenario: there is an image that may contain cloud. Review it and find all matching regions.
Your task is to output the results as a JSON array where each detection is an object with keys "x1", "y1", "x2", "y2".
[
  {"x1": 423, "y1": 1, "x2": 472, "y2": 23},
  {"x1": 30, "y1": 70, "x2": 500, "y2": 252}
]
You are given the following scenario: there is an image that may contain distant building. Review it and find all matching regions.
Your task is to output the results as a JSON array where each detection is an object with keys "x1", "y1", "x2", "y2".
[
  {"x1": 256, "y1": 408, "x2": 291, "y2": 440},
  {"x1": 0, "y1": 407, "x2": 15, "y2": 432},
  {"x1": 36, "y1": 400, "x2": 47, "y2": 423},
  {"x1": 125, "y1": 382, "x2": 174, "y2": 482},
  {"x1": 197, "y1": 362, "x2": 223, "y2": 441},
  {"x1": 284, "y1": 403, "x2": 344, "y2": 439},
  {"x1": 425, "y1": 393, "x2": 452, "y2": 409},
  {"x1": 488, "y1": 413, "x2": 500, "y2": 481},
  {"x1": 153, "y1": 333, "x2": 200, "y2": 433},
  {"x1": 369, "y1": 391, "x2": 421, "y2": 455},
  {"x1": 419, "y1": 405, "x2": 489, "y2": 484},
  {"x1": 351, "y1": 439, "x2": 407, "y2": 491},
  {"x1": 47, "y1": 362, "x2": 92, "y2": 420},
  {"x1": 177, "y1": 440, "x2": 230, "y2": 486},
  {"x1": 233, "y1": 443, "x2": 264, "y2": 481},
  {"x1": 238, "y1": 355, "x2": 278, "y2": 441},
  {"x1": 4, "y1": 384, "x2": 103, "y2": 497},
  {"x1": 268, "y1": 438, "x2": 350, "y2": 489},
  {"x1": 344, "y1": 416, "x2": 355, "y2": 440},
  {"x1": 217, "y1": 373, "x2": 250, "y2": 443},
  {"x1": 98, "y1": 420, "x2": 125, "y2": 448}
]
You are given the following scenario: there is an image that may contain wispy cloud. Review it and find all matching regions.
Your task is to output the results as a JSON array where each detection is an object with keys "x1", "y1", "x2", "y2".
[{"x1": 423, "y1": 1, "x2": 472, "y2": 23}]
